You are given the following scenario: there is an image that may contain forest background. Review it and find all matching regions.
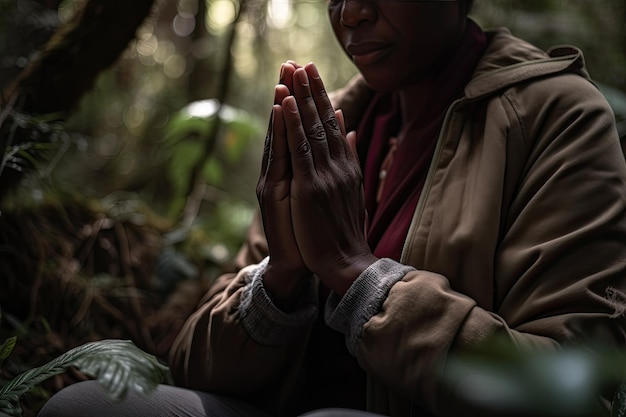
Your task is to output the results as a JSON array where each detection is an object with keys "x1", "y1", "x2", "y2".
[{"x1": 0, "y1": 0, "x2": 625, "y2": 415}]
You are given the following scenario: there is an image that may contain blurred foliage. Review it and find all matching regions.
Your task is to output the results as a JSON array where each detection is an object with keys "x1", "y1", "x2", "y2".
[
  {"x1": 2, "y1": 1, "x2": 622, "y2": 233},
  {"x1": 3, "y1": 0, "x2": 623, "y2": 249},
  {"x1": 161, "y1": 98, "x2": 262, "y2": 219},
  {"x1": 472, "y1": 1, "x2": 626, "y2": 92},
  {"x1": 442, "y1": 334, "x2": 626, "y2": 417},
  {"x1": 0, "y1": 109, "x2": 81, "y2": 198}
]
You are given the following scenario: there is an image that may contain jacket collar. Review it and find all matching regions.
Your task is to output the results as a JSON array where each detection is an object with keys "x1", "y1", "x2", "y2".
[{"x1": 464, "y1": 27, "x2": 590, "y2": 100}]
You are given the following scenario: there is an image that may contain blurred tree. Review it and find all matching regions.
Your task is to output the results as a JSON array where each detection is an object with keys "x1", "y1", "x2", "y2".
[
  {"x1": 0, "y1": 0, "x2": 157, "y2": 201},
  {"x1": 3, "y1": 0, "x2": 156, "y2": 115},
  {"x1": 472, "y1": 0, "x2": 626, "y2": 91},
  {"x1": 0, "y1": 0, "x2": 62, "y2": 90}
]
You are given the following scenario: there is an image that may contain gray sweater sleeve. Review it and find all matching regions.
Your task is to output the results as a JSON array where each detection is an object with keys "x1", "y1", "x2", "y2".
[
  {"x1": 325, "y1": 258, "x2": 416, "y2": 354},
  {"x1": 239, "y1": 257, "x2": 319, "y2": 346}
]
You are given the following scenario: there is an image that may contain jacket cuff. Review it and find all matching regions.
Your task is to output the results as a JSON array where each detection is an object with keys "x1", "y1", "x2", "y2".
[
  {"x1": 325, "y1": 258, "x2": 415, "y2": 355},
  {"x1": 240, "y1": 257, "x2": 319, "y2": 346}
]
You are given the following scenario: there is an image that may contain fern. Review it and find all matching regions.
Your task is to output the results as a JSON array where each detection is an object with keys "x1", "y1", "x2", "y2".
[{"x1": 0, "y1": 339, "x2": 169, "y2": 417}]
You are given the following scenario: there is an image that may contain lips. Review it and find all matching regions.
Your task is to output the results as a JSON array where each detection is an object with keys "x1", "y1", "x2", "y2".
[{"x1": 346, "y1": 42, "x2": 392, "y2": 66}]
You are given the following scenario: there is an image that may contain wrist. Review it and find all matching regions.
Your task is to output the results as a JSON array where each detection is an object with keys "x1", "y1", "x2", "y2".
[
  {"x1": 320, "y1": 253, "x2": 379, "y2": 296},
  {"x1": 263, "y1": 263, "x2": 312, "y2": 311}
]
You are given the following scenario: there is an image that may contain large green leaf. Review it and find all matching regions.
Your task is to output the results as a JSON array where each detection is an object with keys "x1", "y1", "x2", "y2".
[
  {"x1": 167, "y1": 140, "x2": 203, "y2": 194},
  {"x1": 162, "y1": 99, "x2": 262, "y2": 217},
  {"x1": 0, "y1": 339, "x2": 168, "y2": 417},
  {"x1": 163, "y1": 99, "x2": 261, "y2": 148}
]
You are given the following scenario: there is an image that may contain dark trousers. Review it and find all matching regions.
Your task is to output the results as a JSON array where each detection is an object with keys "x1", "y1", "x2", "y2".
[{"x1": 37, "y1": 380, "x2": 383, "y2": 417}]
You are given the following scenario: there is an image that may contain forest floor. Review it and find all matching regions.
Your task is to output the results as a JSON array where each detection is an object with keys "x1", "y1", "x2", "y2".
[{"x1": 0, "y1": 196, "x2": 220, "y2": 416}]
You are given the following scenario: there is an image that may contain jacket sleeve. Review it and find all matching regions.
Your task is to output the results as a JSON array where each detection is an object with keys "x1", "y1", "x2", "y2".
[
  {"x1": 326, "y1": 74, "x2": 626, "y2": 415},
  {"x1": 168, "y1": 211, "x2": 318, "y2": 414}
]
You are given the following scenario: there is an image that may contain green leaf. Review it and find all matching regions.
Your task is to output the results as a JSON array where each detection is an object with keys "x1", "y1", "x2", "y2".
[
  {"x1": 0, "y1": 339, "x2": 168, "y2": 417},
  {"x1": 167, "y1": 141, "x2": 203, "y2": 193},
  {"x1": 202, "y1": 157, "x2": 223, "y2": 185},
  {"x1": 0, "y1": 337, "x2": 16, "y2": 367}
]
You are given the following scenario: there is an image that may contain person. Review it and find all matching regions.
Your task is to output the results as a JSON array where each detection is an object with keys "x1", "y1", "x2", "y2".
[{"x1": 38, "y1": 0, "x2": 626, "y2": 416}]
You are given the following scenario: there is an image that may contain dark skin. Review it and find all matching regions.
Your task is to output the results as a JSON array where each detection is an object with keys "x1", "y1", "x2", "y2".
[
  {"x1": 257, "y1": 62, "x2": 369, "y2": 308},
  {"x1": 257, "y1": 0, "x2": 469, "y2": 308}
]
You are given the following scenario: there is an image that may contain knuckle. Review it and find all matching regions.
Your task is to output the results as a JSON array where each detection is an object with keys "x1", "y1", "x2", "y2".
[
  {"x1": 296, "y1": 140, "x2": 310, "y2": 156},
  {"x1": 332, "y1": 162, "x2": 361, "y2": 185},
  {"x1": 324, "y1": 115, "x2": 340, "y2": 132},
  {"x1": 349, "y1": 166, "x2": 363, "y2": 184},
  {"x1": 308, "y1": 123, "x2": 326, "y2": 141}
]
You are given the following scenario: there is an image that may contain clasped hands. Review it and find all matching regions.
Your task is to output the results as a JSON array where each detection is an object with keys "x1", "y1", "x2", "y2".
[{"x1": 256, "y1": 61, "x2": 378, "y2": 309}]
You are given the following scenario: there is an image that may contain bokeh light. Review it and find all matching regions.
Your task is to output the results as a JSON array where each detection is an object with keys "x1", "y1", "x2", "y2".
[
  {"x1": 206, "y1": 0, "x2": 237, "y2": 33},
  {"x1": 173, "y1": 12, "x2": 196, "y2": 37},
  {"x1": 267, "y1": 0, "x2": 294, "y2": 29}
]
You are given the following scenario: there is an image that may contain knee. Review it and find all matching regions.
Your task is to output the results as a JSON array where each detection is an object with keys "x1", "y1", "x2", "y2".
[
  {"x1": 300, "y1": 409, "x2": 381, "y2": 417},
  {"x1": 38, "y1": 380, "x2": 107, "y2": 417}
]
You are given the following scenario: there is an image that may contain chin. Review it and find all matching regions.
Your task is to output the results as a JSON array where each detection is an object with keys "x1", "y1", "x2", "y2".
[
  {"x1": 359, "y1": 65, "x2": 432, "y2": 92},
  {"x1": 359, "y1": 72, "x2": 406, "y2": 93}
]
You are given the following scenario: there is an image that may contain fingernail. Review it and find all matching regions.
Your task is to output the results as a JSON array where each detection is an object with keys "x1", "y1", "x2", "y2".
[
  {"x1": 336, "y1": 108, "x2": 344, "y2": 124},
  {"x1": 284, "y1": 97, "x2": 298, "y2": 113},
  {"x1": 297, "y1": 69, "x2": 309, "y2": 86},
  {"x1": 279, "y1": 64, "x2": 285, "y2": 82},
  {"x1": 308, "y1": 63, "x2": 320, "y2": 80}
]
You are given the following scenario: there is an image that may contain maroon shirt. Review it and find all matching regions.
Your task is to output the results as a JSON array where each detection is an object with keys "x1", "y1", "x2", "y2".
[{"x1": 360, "y1": 20, "x2": 487, "y2": 261}]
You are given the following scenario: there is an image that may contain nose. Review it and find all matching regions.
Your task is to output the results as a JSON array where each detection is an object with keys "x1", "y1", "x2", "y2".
[{"x1": 339, "y1": 0, "x2": 376, "y2": 27}]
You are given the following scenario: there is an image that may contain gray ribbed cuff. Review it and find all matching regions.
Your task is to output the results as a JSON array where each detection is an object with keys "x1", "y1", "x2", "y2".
[
  {"x1": 325, "y1": 258, "x2": 415, "y2": 355},
  {"x1": 240, "y1": 257, "x2": 318, "y2": 346}
]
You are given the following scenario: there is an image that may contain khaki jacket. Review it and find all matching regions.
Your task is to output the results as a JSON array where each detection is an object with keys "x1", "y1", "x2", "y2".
[{"x1": 169, "y1": 28, "x2": 626, "y2": 416}]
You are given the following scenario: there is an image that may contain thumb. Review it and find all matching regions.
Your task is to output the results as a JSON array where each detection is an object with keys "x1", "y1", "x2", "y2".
[{"x1": 346, "y1": 131, "x2": 358, "y2": 162}]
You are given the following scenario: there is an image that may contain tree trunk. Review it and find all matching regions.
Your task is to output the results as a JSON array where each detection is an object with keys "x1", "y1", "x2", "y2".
[
  {"x1": 0, "y1": 0, "x2": 158, "y2": 200},
  {"x1": 3, "y1": 0, "x2": 157, "y2": 116}
]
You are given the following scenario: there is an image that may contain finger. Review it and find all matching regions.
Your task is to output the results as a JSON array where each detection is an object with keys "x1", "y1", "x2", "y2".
[
  {"x1": 275, "y1": 84, "x2": 290, "y2": 106},
  {"x1": 292, "y1": 67, "x2": 331, "y2": 168},
  {"x1": 259, "y1": 108, "x2": 292, "y2": 255},
  {"x1": 335, "y1": 109, "x2": 346, "y2": 137},
  {"x1": 346, "y1": 131, "x2": 359, "y2": 163},
  {"x1": 336, "y1": 109, "x2": 356, "y2": 162},
  {"x1": 266, "y1": 104, "x2": 290, "y2": 182},
  {"x1": 279, "y1": 62, "x2": 298, "y2": 95},
  {"x1": 283, "y1": 95, "x2": 315, "y2": 179},
  {"x1": 259, "y1": 109, "x2": 274, "y2": 178},
  {"x1": 304, "y1": 63, "x2": 345, "y2": 159},
  {"x1": 261, "y1": 84, "x2": 292, "y2": 177},
  {"x1": 286, "y1": 60, "x2": 303, "y2": 69}
]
